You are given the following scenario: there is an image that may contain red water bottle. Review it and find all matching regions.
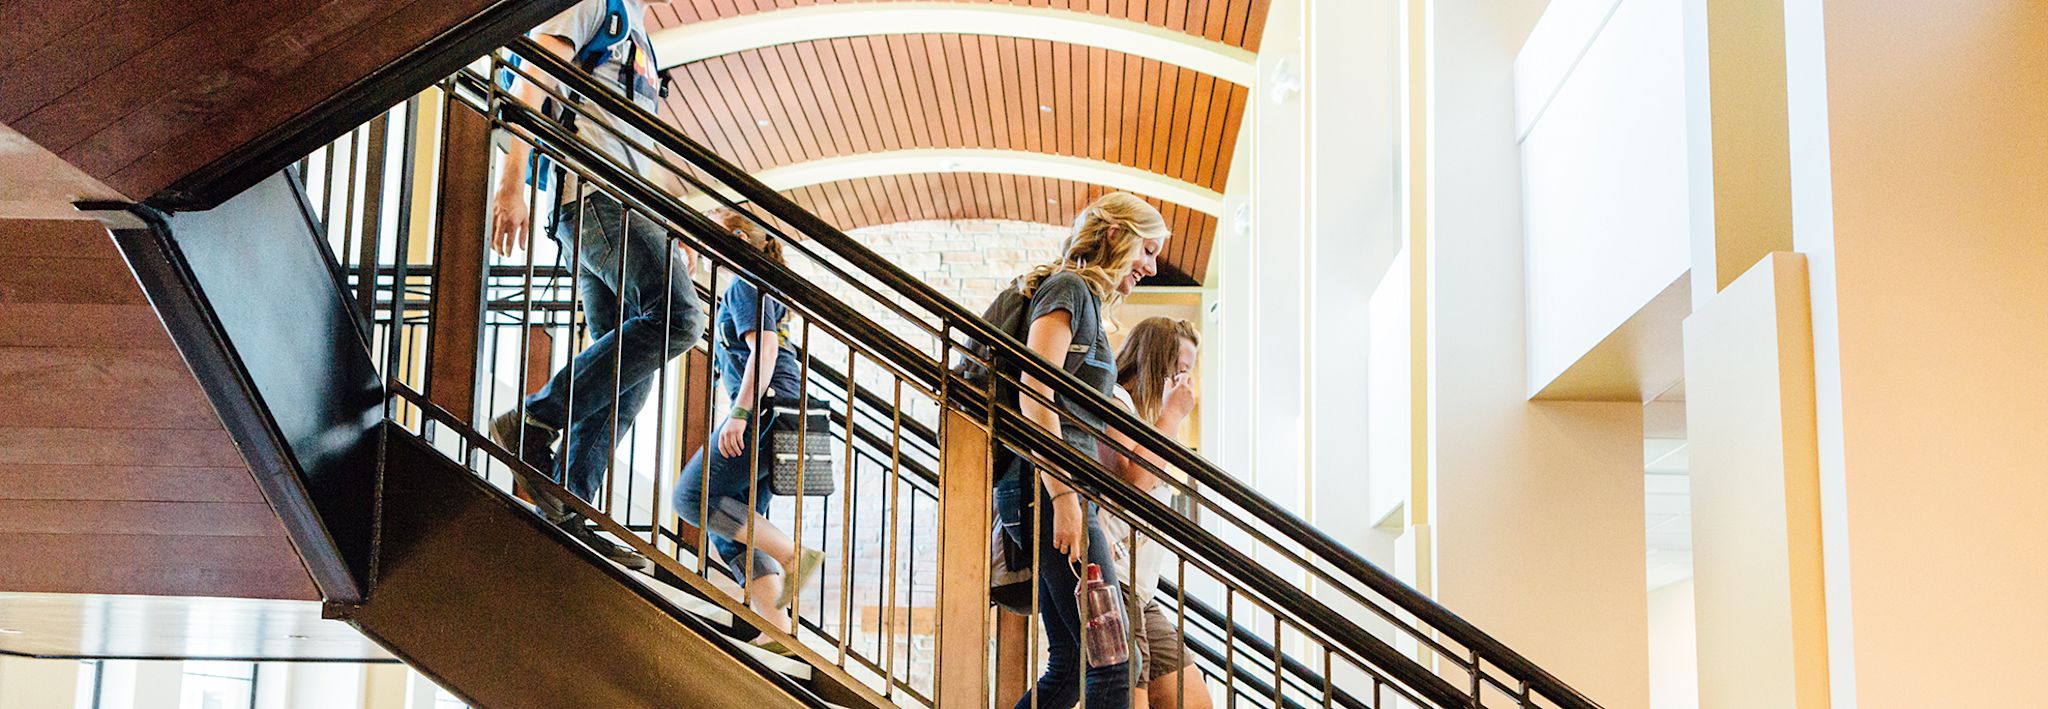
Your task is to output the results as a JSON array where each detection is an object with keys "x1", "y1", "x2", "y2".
[{"x1": 1077, "y1": 563, "x2": 1130, "y2": 668}]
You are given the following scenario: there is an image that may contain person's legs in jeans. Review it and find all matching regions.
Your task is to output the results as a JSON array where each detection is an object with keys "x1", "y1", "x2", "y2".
[
  {"x1": 1012, "y1": 485, "x2": 1131, "y2": 709},
  {"x1": 675, "y1": 419, "x2": 799, "y2": 632},
  {"x1": 515, "y1": 195, "x2": 705, "y2": 489}
]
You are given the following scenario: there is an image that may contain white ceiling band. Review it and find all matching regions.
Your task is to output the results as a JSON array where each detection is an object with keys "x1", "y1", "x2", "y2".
[
  {"x1": 681, "y1": 148, "x2": 1225, "y2": 216},
  {"x1": 650, "y1": 2, "x2": 1257, "y2": 87}
]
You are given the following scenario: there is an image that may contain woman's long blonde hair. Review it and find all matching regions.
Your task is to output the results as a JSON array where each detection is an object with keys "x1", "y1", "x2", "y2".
[
  {"x1": 1115, "y1": 317, "x2": 1199, "y2": 423},
  {"x1": 1017, "y1": 192, "x2": 1169, "y2": 305}
]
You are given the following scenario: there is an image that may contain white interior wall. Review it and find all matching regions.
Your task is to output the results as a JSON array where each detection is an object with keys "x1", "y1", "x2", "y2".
[
  {"x1": 1516, "y1": 0, "x2": 1694, "y2": 396},
  {"x1": 1647, "y1": 580, "x2": 1700, "y2": 709}
]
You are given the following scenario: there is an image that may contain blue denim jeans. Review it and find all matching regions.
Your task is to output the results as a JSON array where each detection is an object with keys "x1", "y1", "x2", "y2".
[
  {"x1": 672, "y1": 411, "x2": 783, "y2": 582},
  {"x1": 996, "y1": 465, "x2": 1132, "y2": 709},
  {"x1": 525, "y1": 193, "x2": 708, "y2": 504}
]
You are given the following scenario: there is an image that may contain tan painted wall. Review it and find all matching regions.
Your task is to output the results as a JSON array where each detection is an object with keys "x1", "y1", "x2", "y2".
[
  {"x1": 0, "y1": 655, "x2": 77, "y2": 708},
  {"x1": 1427, "y1": 0, "x2": 1650, "y2": 706},
  {"x1": 1682, "y1": 253, "x2": 1828, "y2": 708},
  {"x1": 1808, "y1": 2, "x2": 2048, "y2": 705}
]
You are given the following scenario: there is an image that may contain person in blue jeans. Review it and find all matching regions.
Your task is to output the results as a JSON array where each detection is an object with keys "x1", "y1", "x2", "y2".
[
  {"x1": 486, "y1": 0, "x2": 700, "y2": 571},
  {"x1": 673, "y1": 212, "x2": 825, "y2": 646},
  {"x1": 996, "y1": 192, "x2": 1167, "y2": 709}
]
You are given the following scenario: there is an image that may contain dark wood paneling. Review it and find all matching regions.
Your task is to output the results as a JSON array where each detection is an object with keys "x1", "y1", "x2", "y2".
[
  {"x1": 0, "y1": 257, "x2": 151, "y2": 306},
  {"x1": 426, "y1": 103, "x2": 491, "y2": 423},
  {"x1": 5, "y1": 219, "x2": 122, "y2": 259},
  {"x1": 0, "y1": 500, "x2": 289, "y2": 537},
  {"x1": 0, "y1": 0, "x2": 559, "y2": 202},
  {"x1": 0, "y1": 426, "x2": 245, "y2": 469},
  {"x1": 0, "y1": 537, "x2": 318, "y2": 600},
  {"x1": 0, "y1": 465, "x2": 263, "y2": 503},
  {"x1": 0, "y1": 305, "x2": 174, "y2": 349},
  {"x1": 0, "y1": 220, "x2": 314, "y2": 601}
]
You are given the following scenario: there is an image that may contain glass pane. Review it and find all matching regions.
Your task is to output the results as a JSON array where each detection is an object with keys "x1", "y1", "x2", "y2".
[{"x1": 179, "y1": 661, "x2": 255, "y2": 709}]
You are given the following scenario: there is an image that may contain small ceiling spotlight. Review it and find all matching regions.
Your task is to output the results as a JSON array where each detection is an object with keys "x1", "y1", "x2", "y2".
[
  {"x1": 285, "y1": 634, "x2": 312, "y2": 640},
  {"x1": 756, "y1": 119, "x2": 772, "y2": 127},
  {"x1": 1038, "y1": 104, "x2": 1054, "y2": 114},
  {"x1": 1047, "y1": 198, "x2": 1059, "y2": 205}
]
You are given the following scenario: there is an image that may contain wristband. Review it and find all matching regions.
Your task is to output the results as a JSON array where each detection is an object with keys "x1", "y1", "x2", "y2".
[
  {"x1": 729, "y1": 405, "x2": 752, "y2": 421},
  {"x1": 1051, "y1": 490, "x2": 1080, "y2": 503}
]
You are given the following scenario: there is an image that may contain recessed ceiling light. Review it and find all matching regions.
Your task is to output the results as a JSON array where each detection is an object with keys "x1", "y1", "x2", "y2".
[
  {"x1": 756, "y1": 119, "x2": 772, "y2": 127},
  {"x1": 1047, "y1": 198, "x2": 1059, "y2": 205},
  {"x1": 284, "y1": 634, "x2": 311, "y2": 640},
  {"x1": 1038, "y1": 105, "x2": 1053, "y2": 113},
  {"x1": 0, "y1": 628, "x2": 22, "y2": 635}
]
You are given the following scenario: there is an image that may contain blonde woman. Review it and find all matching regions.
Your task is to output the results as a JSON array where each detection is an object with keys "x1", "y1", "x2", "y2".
[
  {"x1": 1104, "y1": 317, "x2": 1212, "y2": 709},
  {"x1": 995, "y1": 192, "x2": 1168, "y2": 709}
]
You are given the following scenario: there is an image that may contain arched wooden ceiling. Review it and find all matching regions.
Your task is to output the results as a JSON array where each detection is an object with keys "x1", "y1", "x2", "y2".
[{"x1": 647, "y1": 0, "x2": 1273, "y2": 286}]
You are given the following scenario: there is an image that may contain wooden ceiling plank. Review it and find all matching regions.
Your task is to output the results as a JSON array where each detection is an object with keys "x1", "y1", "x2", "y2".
[
  {"x1": 1148, "y1": 64, "x2": 1182, "y2": 178},
  {"x1": 939, "y1": 35, "x2": 988, "y2": 150},
  {"x1": 1243, "y1": 0, "x2": 1275, "y2": 52},
  {"x1": 1115, "y1": 53, "x2": 1142, "y2": 167},
  {"x1": 732, "y1": 50, "x2": 806, "y2": 166},
  {"x1": 776, "y1": 43, "x2": 851, "y2": 157},
  {"x1": 1165, "y1": 65, "x2": 1201, "y2": 184},
  {"x1": 828, "y1": 37, "x2": 895, "y2": 161},
  {"x1": 845, "y1": 36, "x2": 909, "y2": 155},
  {"x1": 868, "y1": 36, "x2": 930, "y2": 152},
  {"x1": 1224, "y1": 0, "x2": 1252, "y2": 47},
  {"x1": 995, "y1": 37, "x2": 1029, "y2": 154},
  {"x1": 1047, "y1": 40, "x2": 1073, "y2": 157},
  {"x1": 955, "y1": 35, "x2": 998, "y2": 150},
  {"x1": 701, "y1": 55, "x2": 786, "y2": 168},
  {"x1": 1081, "y1": 47, "x2": 1114, "y2": 162},
  {"x1": 763, "y1": 44, "x2": 841, "y2": 160},
  {"x1": 919, "y1": 35, "x2": 968, "y2": 149},
  {"x1": 1180, "y1": 73, "x2": 1219, "y2": 188},
  {"x1": 681, "y1": 62, "x2": 764, "y2": 172},
  {"x1": 809, "y1": 39, "x2": 877, "y2": 156},
  {"x1": 890, "y1": 35, "x2": 946, "y2": 151},
  {"x1": 1203, "y1": 83, "x2": 1246, "y2": 190}
]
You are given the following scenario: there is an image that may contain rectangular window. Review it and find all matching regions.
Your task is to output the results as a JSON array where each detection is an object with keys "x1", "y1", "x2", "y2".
[
  {"x1": 179, "y1": 660, "x2": 258, "y2": 709},
  {"x1": 73, "y1": 660, "x2": 104, "y2": 709}
]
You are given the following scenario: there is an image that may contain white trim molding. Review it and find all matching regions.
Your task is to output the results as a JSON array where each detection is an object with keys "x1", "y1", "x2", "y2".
[
  {"x1": 682, "y1": 148, "x2": 1226, "y2": 216},
  {"x1": 651, "y1": 2, "x2": 1257, "y2": 87}
]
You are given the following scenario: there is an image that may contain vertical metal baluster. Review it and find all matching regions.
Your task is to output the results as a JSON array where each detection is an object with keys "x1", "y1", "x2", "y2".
[
  {"x1": 319, "y1": 136, "x2": 338, "y2": 235},
  {"x1": 1321, "y1": 647, "x2": 1334, "y2": 709},
  {"x1": 698, "y1": 263, "x2": 721, "y2": 578},
  {"x1": 835, "y1": 350, "x2": 858, "y2": 668},
  {"x1": 1177, "y1": 559, "x2": 1189, "y2": 709},
  {"x1": 602, "y1": 200, "x2": 631, "y2": 522},
  {"x1": 881, "y1": 378, "x2": 905, "y2": 697},
  {"x1": 1372, "y1": 677, "x2": 1382, "y2": 709},
  {"x1": 384, "y1": 94, "x2": 420, "y2": 418},
  {"x1": 339, "y1": 126, "x2": 363, "y2": 286},
  {"x1": 512, "y1": 121, "x2": 545, "y2": 495},
  {"x1": 741, "y1": 280, "x2": 767, "y2": 604},
  {"x1": 1519, "y1": 679, "x2": 1532, "y2": 708},
  {"x1": 560, "y1": 177, "x2": 589, "y2": 510},
  {"x1": 1470, "y1": 650, "x2": 1482, "y2": 708},
  {"x1": 1273, "y1": 613, "x2": 1284, "y2": 709},
  {"x1": 792, "y1": 319, "x2": 813, "y2": 629},
  {"x1": 647, "y1": 225, "x2": 677, "y2": 552},
  {"x1": 1225, "y1": 589, "x2": 1237, "y2": 708},
  {"x1": 356, "y1": 112, "x2": 389, "y2": 313}
]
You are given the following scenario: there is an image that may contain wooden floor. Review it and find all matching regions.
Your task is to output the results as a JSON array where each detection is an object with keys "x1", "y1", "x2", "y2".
[{"x1": 0, "y1": 219, "x2": 316, "y2": 601}]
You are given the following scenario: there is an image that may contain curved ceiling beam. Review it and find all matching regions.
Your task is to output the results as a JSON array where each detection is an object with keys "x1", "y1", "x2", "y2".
[
  {"x1": 650, "y1": 2, "x2": 1256, "y2": 87},
  {"x1": 683, "y1": 149, "x2": 1226, "y2": 216}
]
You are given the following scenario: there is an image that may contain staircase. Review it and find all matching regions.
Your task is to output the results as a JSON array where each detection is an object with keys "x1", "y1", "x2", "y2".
[{"x1": 90, "y1": 30, "x2": 1607, "y2": 709}]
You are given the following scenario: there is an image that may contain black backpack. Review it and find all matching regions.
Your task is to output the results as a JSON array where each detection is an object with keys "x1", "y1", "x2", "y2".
[{"x1": 951, "y1": 286, "x2": 1032, "y2": 482}]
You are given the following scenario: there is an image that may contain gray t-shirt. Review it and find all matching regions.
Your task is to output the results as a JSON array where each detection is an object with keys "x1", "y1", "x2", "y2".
[
  {"x1": 1025, "y1": 272, "x2": 1118, "y2": 450},
  {"x1": 530, "y1": 0, "x2": 664, "y2": 192}
]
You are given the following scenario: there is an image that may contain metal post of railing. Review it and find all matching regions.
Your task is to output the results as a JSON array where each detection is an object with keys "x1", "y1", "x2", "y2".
[{"x1": 933, "y1": 405, "x2": 995, "y2": 706}]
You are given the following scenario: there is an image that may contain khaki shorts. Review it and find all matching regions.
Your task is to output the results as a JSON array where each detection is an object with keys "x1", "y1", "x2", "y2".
[{"x1": 1132, "y1": 599, "x2": 1192, "y2": 682}]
